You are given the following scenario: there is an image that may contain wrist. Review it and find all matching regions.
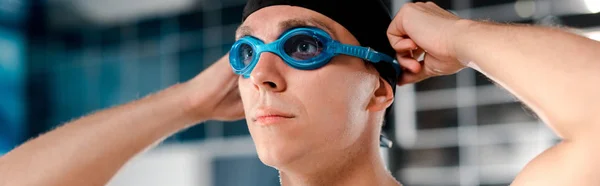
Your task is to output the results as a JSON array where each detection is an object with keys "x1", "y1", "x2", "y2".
[
  {"x1": 451, "y1": 19, "x2": 479, "y2": 66},
  {"x1": 174, "y1": 82, "x2": 210, "y2": 124}
]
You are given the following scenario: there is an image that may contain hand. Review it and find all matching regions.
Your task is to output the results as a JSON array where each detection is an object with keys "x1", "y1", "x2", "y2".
[
  {"x1": 183, "y1": 54, "x2": 245, "y2": 122},
  {"x1": 387, "y1": 2, "x2": 470, "y2": 85}
]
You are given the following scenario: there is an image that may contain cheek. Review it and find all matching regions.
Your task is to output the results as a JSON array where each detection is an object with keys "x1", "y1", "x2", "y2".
[
  {"x1": 238, "y1": 78, "x2": 256, "y2": 117},
  {"x1": 294, "y1": 67, "x2": 375, "y2": 142}
]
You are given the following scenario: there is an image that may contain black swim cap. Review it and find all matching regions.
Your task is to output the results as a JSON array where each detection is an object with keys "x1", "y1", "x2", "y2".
[{"x1": 242, "y1": 0, "x2": 398, "y2": 92}]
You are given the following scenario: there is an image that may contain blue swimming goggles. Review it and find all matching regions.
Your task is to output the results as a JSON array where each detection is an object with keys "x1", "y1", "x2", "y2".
[{"x1": 229, "y1": 27, "x2": 401, "y2": 78}]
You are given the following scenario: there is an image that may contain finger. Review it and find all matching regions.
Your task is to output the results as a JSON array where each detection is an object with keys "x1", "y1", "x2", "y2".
[
  {"x1": 425, "y1": 1, "x2": 436, "y2": 6},
  {"x1": 387, "y1": 3, "x2": 415, "y2": 43},
  {"x1": 397, "y1": 69, "x2": 429, "y2": 86},
  {"x1": 390, "y1": 37, "x2": 418, "y2": 53},
  {"x1": 398, "y1": 53, "x2": 447, "y2": 85},
  {"x1": 396, "y1": 55, "x2": 422, "y2": 73},
  {"x1": 396, "y1": 50, "x2": 413, "y2": 58},
  {"x1": 423, "y1": 1, "x2": 459, "y2": 18},
  {"x1": 421, "y1": 53, "x2": 449, "y2": 76},
  {"x1": 425, "y1": 1, "x2": 444, "y2": 10}
]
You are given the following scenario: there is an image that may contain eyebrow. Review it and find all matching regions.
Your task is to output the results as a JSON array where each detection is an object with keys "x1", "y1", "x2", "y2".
[{"x1": 235, "y1": 18, "x2": 337, "y2": 40}]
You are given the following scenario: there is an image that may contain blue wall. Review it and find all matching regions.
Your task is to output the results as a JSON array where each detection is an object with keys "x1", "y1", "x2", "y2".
[
  {"x1": 0, "y1": 0, "x2": 27, "y2": 155},
  {"x1": 0, "y1": 27, "x2": 25, "y2": 154}
]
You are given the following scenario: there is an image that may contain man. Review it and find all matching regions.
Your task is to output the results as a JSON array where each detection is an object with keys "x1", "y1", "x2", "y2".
[
  {"x1": 1, "y1": 1, "x2": 600, "y2": 186},
  {"x1": 232, "y1": 0, "x2": 401, "y2": 185}
]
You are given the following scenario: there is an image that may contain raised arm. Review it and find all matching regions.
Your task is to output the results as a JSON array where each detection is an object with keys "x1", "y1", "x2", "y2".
[
  {"x1": 0, "y1": 54, "x2": 243, "y2": 186},
  {"x1": 457, "y1": 19, "x2": 600, "y2": 186},
  {"x1": 388, "y1": 2, "x2": 600, "y2": 185},
  {"x1": 454, "y1": 21, "x2": 600, "y2": 139}
]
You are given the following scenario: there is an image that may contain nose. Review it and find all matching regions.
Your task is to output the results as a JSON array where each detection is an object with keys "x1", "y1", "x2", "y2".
[{"x1": 249, "y1": 52, "x2": 287, "y2": 92}]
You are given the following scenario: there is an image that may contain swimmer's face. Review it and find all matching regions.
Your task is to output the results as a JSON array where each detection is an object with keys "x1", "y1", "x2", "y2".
[{"x1": 237, "y1": 5, "x2": 394, "y2": 169}]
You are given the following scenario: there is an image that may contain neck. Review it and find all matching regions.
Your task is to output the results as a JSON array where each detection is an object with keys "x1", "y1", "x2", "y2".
[{"x1": 278, "y1": 141, "x2": 400, "y2": 186}]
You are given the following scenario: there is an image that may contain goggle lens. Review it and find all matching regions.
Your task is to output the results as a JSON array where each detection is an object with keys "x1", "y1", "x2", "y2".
[{"x1": 283, "y1": 34, "x2": 324, "y2": 61}]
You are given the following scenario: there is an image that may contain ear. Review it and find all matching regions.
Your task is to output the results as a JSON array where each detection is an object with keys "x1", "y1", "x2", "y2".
[{"x1": 367, "y1": 77, "x2": 394, "y2": 112}]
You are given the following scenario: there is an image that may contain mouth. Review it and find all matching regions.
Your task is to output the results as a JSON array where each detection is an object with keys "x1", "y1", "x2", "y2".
[{"x1": 253, "y1": 108, "x2": 295, "y2": 126}]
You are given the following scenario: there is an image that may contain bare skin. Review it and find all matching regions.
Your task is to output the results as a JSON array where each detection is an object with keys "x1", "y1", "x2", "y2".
[
  {"x1": 388, "y1": 2, "x2": 600, "y2": 186},
  {"x1": 0, "y1": 5, "x2": 400, "y2": 186},
  {"x1": 1, "y1": 1, "x2": 599, "y2": 186},
  {"x1": 0, "y1": 54, "x2": 244, "y2": 186},
  {"x1": 238, "y1": 6, "x2": 398, "y2": 186}
]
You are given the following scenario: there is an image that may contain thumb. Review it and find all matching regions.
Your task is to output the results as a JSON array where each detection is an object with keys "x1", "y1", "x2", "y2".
[{"x1": 397, "y1": 53, "x2": 446, "y2": 85}]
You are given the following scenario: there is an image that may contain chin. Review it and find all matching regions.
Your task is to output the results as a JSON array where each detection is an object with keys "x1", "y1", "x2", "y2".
[{"x1": 254, "y1": 139, "x2": 308, "y2": 169}]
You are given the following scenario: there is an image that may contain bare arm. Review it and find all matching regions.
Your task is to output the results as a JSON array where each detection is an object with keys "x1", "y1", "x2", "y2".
[
  {"x1": 456, "y1": 21, "x2": 600, "y2": 139},
  {"x1": 0, "y1": 84, "x2": 196, "y2": 186},
  {"x1": 456, "y1": 21, "x2": 600, "y2": 186},
  {"x1": 388, "y1": 2, "x2": 600, "y2": 185},
  {"x1": 0, "y1": 54, "x2": 243, "y2": 186}
]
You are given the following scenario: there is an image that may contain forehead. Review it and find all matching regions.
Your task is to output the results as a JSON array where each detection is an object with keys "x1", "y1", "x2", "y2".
[{"x1": 236, "y1": 5, "x2": 341, "y2": 41}]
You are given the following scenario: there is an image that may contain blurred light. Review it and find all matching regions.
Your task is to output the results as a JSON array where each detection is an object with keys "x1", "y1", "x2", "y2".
[
  {"x1": 585, "y1": 31, "x2": 600, "y2": 41},
  {"x1": 74, "y1": 0, "x2": 196, "y2": 25},
  {"x1": 584, "y1": 0, "x2": 600, "y2": 13},
  {"x1": 515, "y1": 0, "x2": 536, "y2": 18}
]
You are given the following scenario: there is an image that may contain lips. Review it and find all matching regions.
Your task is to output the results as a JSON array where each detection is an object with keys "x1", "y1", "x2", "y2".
[{"x1": 253, "y1": 107, "x2": 295, "y2": 126}]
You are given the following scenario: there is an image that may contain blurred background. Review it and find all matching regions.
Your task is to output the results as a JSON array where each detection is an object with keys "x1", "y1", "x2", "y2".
[{"x1": 0, "y1": 0, "x2": 598, "y2": 185}]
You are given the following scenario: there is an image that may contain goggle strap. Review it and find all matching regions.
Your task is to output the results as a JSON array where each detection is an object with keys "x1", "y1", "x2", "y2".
[
  {"x1": 334, "y1": 44, "x2": 371, "y2": 61},
  {"x1": 334, "y1": 43, "x2": 402, "y2": 77},
  {"x1": 335, "y1": 43, "x2": 397, "y2": 64}
]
